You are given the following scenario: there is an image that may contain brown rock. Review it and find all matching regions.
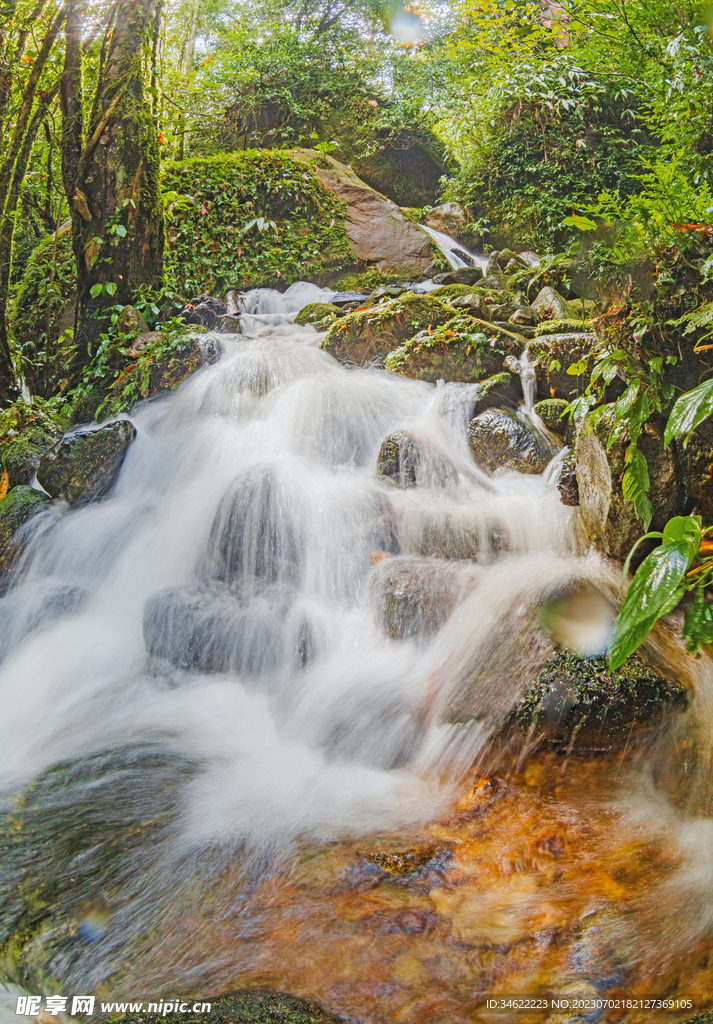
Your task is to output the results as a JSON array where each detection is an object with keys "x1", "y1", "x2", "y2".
[{"x1": 289, "y1": 149, "x2": 434, "y2": 276}]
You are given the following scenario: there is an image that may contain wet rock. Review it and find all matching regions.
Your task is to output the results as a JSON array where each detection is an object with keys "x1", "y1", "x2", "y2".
[
  {"x1": 143, "y1": 580, "x2": 309, "y2": 675},
  {"x1": 431, "y1": 267, "x2": 483, "y2": 286},
  {"x1": 678, "y1": 420, "x2": 713, "y2": 525},
  {"x1": 0, "y1": 485, "x2": 51, "y2": 590},
  {"x1": 423, "y1": 202, "x2": 474, "y2": 243},
  {"x1": 109, "y1": 333, "x2": 217, "y2": 409},
  {"x1": 294, "y1": 302, "x2": 342, "y2": 327},
  {"x1": 290, "y1": 149, "x2": 435, "y2": 276},
  {"x1": 205, "y1": 465, "x2": 304, "y2": 583},
  {"x1": 480, "y1": 273, "x2": 507, "y2": 290},
  {"x1": 509, "y1": 306, "x2": 540, "y2": 328},
  {"x1": 557, "y1": 454, "x2": 579, "y2": 506},
  {"x1": 25, "y1": 583, "x2": 89, "y2": 633},
  {"x1": 531, "y1": 285, "x2": 579, "y2": 321},
  {"x1": 0, "y1": 746, "x2": 194, "y2": 992},
  {"x1": 377, "y1": 431, "x2": 459, "y2": 489},
  {"x1": 472, "y1": 373, "x2": 521, "y2": 415},
  {"x1": 468, "y1": 409, "x2": 561, "y2": 475},
  {"x1": 449, "y1": 292, "x2": 490, "y2": 319},
  {"x1": 399, "y1": 511, "x2": 502, "y2": 561},
  {"x1": 177, "y1": 294, "x2": 226, "y2": 330},
  {"x1": 322, "y1": 292, "x2": 454, "y2": 366},
  {"x1": 0, "y1": 402, "x2": 62, "y2": 490},
  {"x1": 528, "y1": 331, "x2": 597, "y2": 401},
  {"x1": 329, "y1": 291, "x2": 370, "y2": 308},
  {"x1": 511, "y1": 650, "x2": 688, "y2": 751},
  {"x1": 116, "y1": 304, "x2": 150, "y2": 337},
  {"x1": 370, "y1": 555, "x2": 479, "y2": 640},
  {"x1": 384, "y1": 319, "x2": 524, "y2": 385},
  {"x1": 37, "y1": 419, "x2": 137, "y2": 507},
  {"x1": 575, "y1": 404, "x2": 682, "y2": 560},
  {"x1": 533, "y1": 398, "x2": 569, "y2": 431},
  {"x1": 218, "y1": 314, "x2": 241, "y2": 332}
]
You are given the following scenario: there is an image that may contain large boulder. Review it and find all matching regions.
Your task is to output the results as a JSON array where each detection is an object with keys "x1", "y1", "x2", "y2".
[
  {"x1": 0, "y1": 485, "x2": 51, "y2": 590},
  {"x1": 370, "y1": 555, "x2": 480, "y2": 640},
  {"x1": 0, "y1": 403, "x2": 62, "y2": 491},
  {"x1": 575, "y1": 405, "x2": 682, "y2": 561},
  {"x1": 37, "y1": 420, "x2": 137, "y2": 507},
  {"x1": 509, "y1": 650, "x2": 687, "y2": 752},
  {"x1": 468, "y1": 408, "x2": 561, "y2": 474},
  {"x1": 294, "y1": 302, "x2": 342, "y2": 327},
  {"x1": 528, "y1": 328, "x2": 597, "y2": 401},
  {"x1": 322, "y1": 292, "x2": 454, "y2": 366},
  {"x1": 678, "y1": 420, "x2": 713, "y2": 526},
  {"x1": 384, "y1": 318, "x2": 525, "y2": 384},
  {"x1": 531, "y1": 285, "x2": 580, "y2": 321},
  {"x1": 143, "y1": 581, "x2": 310, "y2": 675},
  {"x1": 290, "y1": 150, "x2": 435, "y2": 276},
  {"x1": 423, "y1": 202, "x2": 474, "y2": 243},
  {"x1": 377, "y1": 431, "x2": 459, "y2": 489}
]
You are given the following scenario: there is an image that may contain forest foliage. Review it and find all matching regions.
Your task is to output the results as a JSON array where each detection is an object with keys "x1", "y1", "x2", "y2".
[{"x1": 0, "y1": 0, "x2": 712, "y2": 658}]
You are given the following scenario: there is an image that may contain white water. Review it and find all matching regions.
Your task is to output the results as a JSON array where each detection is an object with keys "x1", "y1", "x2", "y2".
[
  {"x1": 0, "y1": 283, "x2": 582, "y2": 852},
  {"x1": 2, "y1": 282, "x2": 713, "y2": 1003},
  {"x1": 419, "y1": 224, "x2": 488, "y2": 271}
]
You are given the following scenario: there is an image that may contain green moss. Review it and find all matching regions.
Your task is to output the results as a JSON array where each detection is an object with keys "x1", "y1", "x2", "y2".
[
  {"x1": 533, "y1": 398, "x2": 569, "y2": 430},
  {"x1": 109, "y1": 990, "x2": 340, "y2": 1024},
  {"x1": 11, "y1": 230, "x2": 76, "y2": 395},
  {"x1": 0, "y1": 485, "x2": 51, "y2": 584},
  {"x1": 431, "y1": 283, "x2": 475, "y2": 298},
  {"x1": 0, "y1": 403, "x2": 63, "y2": 489},
  {"x1": 162, "y1": 151, "x2": 352, "y2": 294},
  {"x1": 294, "y1": 302, "x2": 341, "y2": 326},
  {"x1": 322, "y1": 292, "x2": 455, "y2": 366},
  {"x1": 512, "y1": 650, "x2": 688, "y2": 746},
  {"x1": 534, "y1": 318, "x2": 594, "y2": 337}
]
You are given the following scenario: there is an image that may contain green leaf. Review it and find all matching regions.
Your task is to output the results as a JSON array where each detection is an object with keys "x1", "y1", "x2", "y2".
[
  {"x1": 566, "y1": 358, "x2": 588, "y2": 376},
  {"x1": 614, "y1": 382, "x2": 640, "y2": 420},
  {"x1": 114, "y1": 224, "x2": 127, "y2": 238},
  {"x1": 563, "y1": 213, "x2": 597, "y2": 231},
  {"x1": 104, "y1": 282, "x2": 117, "y2": 297},
  {"x1": 662, "y1": 515, "x2": 702, "y2": 562},
  {"x1": 608, "y1": 541, "x2": 691, "y2": 669},
  {"x1": 682, "y1": 588, "x2": 713, "y2": 654},
  {"x1": 664, "y1": 377, "x2": 713, "y2": 446},
  {"x1": 622, "y1": 446, "x2": 651, "y2": 528},
  {"x1": 90, "y1": 283, "x2": 104, "y2": 298},
  {"x1": 627, "y1": 392, "x2": 650, "y2": 445}
]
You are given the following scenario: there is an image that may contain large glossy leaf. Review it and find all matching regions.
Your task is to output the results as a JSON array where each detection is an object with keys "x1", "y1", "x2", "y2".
[
  {"x1": 664, "y1": 377, "x2": 713, "y2": 446},
  {"x1": 662, "y1": 515, "x2": 702, "y2": 562},
  {"x1": 683, "y1": 588, "x2": 713, "y2": 654},
  {"x1": 608, "y1": 541, "x2": 691, "y2": 669}
]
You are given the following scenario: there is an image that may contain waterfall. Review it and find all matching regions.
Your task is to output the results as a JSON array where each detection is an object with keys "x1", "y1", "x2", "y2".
[
  {"x1": 419, "y1": 224, "x2": 488, "y2": 271},
  {"x1": 1, "y1": 282, "x2": 711, "y2": 1011}
]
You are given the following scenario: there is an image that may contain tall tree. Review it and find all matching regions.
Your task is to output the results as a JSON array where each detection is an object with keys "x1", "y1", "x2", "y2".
[{"x1": 63, "y1": 0, "x2": 165, "y2": 359}]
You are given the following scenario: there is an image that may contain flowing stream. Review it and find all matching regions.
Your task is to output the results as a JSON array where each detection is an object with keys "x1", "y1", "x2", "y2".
[{"x1": 1, "y1": 282, "x2": 712, "y2": 1022}]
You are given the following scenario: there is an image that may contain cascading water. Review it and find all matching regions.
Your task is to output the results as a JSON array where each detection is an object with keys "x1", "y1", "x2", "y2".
[
  {"x1": 419, "y1": 225, "x2": 488, "y2": 271},
  {"x1": 1, "y1": 281, "x2": 712, "y2": 1022}
]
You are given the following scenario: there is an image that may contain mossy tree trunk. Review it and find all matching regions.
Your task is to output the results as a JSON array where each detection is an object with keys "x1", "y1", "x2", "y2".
[{"x1": 63, "y1": 0, "x2": 165, "y2": 361}]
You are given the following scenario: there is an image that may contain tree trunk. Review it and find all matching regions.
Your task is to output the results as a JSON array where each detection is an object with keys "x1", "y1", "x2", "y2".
[{"x1": 66, "y1": 0, "x2": 164, "y2": 359}]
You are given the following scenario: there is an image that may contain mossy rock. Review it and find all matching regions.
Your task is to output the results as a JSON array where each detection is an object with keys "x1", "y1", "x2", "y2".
[
  {"x1": 528, "y1": 332, "x2": 597, "y2": 401},
  {"x1": 322, "y1": 292, "x2": 455, "y2": 366},
  {"x1": 431, "y1": 283, "x2": 475, "y2": 299},
  {"x1": 575, "y1": 403, "x2": 682, "y2": 561},
  {"x1": 0, "y1": 485, "x2": 51, "y2": 588},
  {"x1": 384, "y1": 317, "x2": 525, "y2": 385},
  {"x1": 111, "y1": 991, "x2": 341, "y2": 1024},
  {"x1": 376, "y1": 430, "x2": 458, "y2": 488},
  {"x1": 0, "y1": 746, "x2": 194, "y2": 993},
  {"x1": 468, "y1": 408, "x2": 561, "y2": 475},
  {"x1": 533, "y1": 398, "x2": 569, "y2": 431},
  {"x1": 0, "y1": 402, "x2": 63, "y2": 490},
  {"x1": 294, "y1": 302, "x2": 342, "y2": 327},
  {"x1": 370, "y1": 555, "x2": 478, "y2": 641},
  {"x1": 37, "y1": 420, "x2": 137, "y2": 508},
  {"x1": 511, "y1": 650, "x2": 688, "y2": 750},
  {"x1": 534, "y1": 318, "x2": 593, "y2": 337}
]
